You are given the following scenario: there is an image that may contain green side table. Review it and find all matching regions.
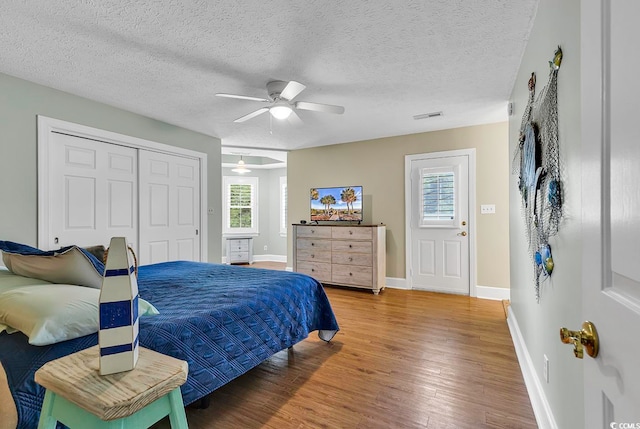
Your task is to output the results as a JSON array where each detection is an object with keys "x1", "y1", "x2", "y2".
[{"x1": 35, "y1": 346, "x2": 189, "y2": 429}]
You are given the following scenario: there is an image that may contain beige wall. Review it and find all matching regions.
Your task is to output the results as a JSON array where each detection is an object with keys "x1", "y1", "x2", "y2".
[{"x1": 288, "y1": 122, "x2": 510, "y2": 288}]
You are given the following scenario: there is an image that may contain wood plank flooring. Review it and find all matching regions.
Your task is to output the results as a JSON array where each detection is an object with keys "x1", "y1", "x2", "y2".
[{"x1": 156, "y1": 265, "x2": 536, "y2": 429}]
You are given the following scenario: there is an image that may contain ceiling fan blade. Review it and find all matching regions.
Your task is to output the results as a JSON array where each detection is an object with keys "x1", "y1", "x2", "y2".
[
  {"x1": 288, "y1": 110, "x2": 304, "y2": 126},
  {"x1": 234, "y1": 108, "x2": 269, "y2": 123},
  {"x1": 295, "y1": 101, "x2": 345, "y2": 115},
  {"x1": 216, "y1": 93, "x2": 270, "y2": 102},
  {"x1": 280, "y1": 81, "x2": 306, "y2": 101}
]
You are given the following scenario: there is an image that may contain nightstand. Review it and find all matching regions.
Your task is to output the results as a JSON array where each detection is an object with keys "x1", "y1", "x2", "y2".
[{"x1": 225, "y1": 237, "x2": 254, "y2": 264}]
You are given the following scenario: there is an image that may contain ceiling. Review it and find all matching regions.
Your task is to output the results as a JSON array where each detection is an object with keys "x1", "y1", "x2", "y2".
[{"x1": 0, "y1": 1, "x2": 538, "y2": 151}]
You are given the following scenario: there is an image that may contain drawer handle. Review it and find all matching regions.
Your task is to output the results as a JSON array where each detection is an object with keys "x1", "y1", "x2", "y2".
[
  {"x1": 311, "y1": 230, "x2": 315, "y2": 233},
  {"x1": 311, "y1": 254, "x2": 315, "y2": 258},
  {"x1": 349, "y1": 244, "x2": 352, "y2": 248},
  {"x1": 311, "y1": 242, "x2": 315, "y2": 246},
  {"x1": 349, "y1": 272, "x2": 353, "y2": 276},
  {"x1": 349, "y1": 257, "x2": 353, "y2": 262},
  {"x1": 349, "y1": 230, "x2": 353, "y2": 235},
  {"x1": 311, "y1": 268, "x2": 315, "y2": 272}
]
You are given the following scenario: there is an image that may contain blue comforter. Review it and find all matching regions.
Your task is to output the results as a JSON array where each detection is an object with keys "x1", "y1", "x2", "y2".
[{"x1": 0, "y1": 261, "x2": 339, "y2": 429}]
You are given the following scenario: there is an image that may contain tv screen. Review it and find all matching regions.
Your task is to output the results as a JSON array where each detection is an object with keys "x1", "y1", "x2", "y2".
[{"x1": 310, "y1": 186, "x2": 363, "y2": 222}]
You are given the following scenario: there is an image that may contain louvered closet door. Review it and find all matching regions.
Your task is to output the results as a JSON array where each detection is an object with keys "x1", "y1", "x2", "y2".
[
  {"x1": 138, "y1": 151, "x2": 200, "y2": 265},
  {"x1": 50, "y1": 133, "x2": 138, "y2": 251}
]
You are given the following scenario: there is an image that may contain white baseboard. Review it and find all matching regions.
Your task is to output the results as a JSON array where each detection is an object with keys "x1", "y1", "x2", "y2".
[
  {"x1": 475, "y1": 285, "x2": 510, "y2": 301},
  {"x1": 222, "y1": 254, "x2": 286, "y2": 264},
  {"x1": 384, "y1": 279, "x2": 511, "y2": 300},
  {"x1": 385, "y1": 277, "x2": 410, "y2": 290},
  {"x1": 285, "y1": 266, "x2": 293, "y2": 272},
  {"x1": 507, "y1": 308, "x2": 557, "y2": 429},
  {"x1": 253, "y1": 254, "x2": 287, "y2": 263}
]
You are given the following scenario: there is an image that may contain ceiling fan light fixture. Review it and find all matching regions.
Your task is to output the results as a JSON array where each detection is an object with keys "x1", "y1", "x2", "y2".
[
  {"x1": 270, "y1": 103, "x2": 292, "y2": 120},
  {"x1": 232, "y1": 158, "x2": 251, "y2": 174}
]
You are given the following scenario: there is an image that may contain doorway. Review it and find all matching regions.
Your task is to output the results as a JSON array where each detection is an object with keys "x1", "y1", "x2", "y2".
[{"x1": 405, "y1": 149, "x2": 476, "y2": 295}]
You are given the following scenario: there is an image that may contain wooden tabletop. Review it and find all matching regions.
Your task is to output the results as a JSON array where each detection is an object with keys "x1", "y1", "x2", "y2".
[{"x1": 35, "y1": 346, "x2": 188, "y2": 421}]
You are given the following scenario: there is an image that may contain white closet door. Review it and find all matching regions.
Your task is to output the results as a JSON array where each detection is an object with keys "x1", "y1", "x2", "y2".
[
  {"x1": 50, "y1": 133, "x2": 138, "y2": 251},
  {"x1": 139, "y1": 151, "x2": 201, "y2": 265}
]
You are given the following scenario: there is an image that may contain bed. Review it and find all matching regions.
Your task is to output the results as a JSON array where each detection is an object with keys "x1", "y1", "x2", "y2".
[{"x1": 0, "y1": 259, "x2": 339, "y2": 429}]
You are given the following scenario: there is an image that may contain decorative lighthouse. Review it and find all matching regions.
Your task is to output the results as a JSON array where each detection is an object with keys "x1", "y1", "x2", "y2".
[{"x1": 98, "y1": 237, "x2": 139, "y2": 375}]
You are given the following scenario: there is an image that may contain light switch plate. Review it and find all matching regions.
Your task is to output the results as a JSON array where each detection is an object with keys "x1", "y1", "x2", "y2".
[{"x1": 480, "y1": 204, "x2": 496, "y2": 214}]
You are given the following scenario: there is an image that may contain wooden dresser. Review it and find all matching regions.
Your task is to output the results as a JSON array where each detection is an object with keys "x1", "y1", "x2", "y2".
[{"x1": 293, "y1": 224, "x2": 386, "y2": 294}]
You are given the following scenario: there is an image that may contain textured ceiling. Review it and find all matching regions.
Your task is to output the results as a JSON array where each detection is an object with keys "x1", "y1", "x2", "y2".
[{"x1": 0, "y1": 1, "x2": 538, "y2": 151}]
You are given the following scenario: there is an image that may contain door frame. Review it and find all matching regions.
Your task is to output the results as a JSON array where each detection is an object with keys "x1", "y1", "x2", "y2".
[
  {"x1": 37, "y1": 115, "x2": 208, "y2": 262},
  {"x1": 404, "y1": 149, "x2": 477, "y2": 296}
]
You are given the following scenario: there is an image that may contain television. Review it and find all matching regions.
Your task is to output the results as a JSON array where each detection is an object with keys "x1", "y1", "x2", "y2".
[{"x1": 310, "y1": 186, "x2": 363, "y2": 222}]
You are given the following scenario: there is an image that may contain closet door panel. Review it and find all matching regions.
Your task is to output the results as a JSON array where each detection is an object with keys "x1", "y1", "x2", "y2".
[
  {"x1": 177, "y1": 238, "x2": 195, "y2": 261},
  {"x1": 65, "y1": 176, "x2": 96, "y2": 229},
  {"x1": 139, "y1": 151, "x2": 200, "y2": 265},
  {"x1": 108, "y1": 180, "x2": 134, "y2": 228},
  {"x1": 149, "y1": 184, "x2": 170, "y2": 226},
  {"x1": 148, "y1": 240, "x2": 170, "y2": 264},
  {"x1": 50, "y1": 133, "x2": 137, "y2": 251}
]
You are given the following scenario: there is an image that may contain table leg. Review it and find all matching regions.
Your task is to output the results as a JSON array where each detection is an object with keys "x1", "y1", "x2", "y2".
[
  {"x1": 37, "y1": 390, "x2": 58, "y2": 429},
  {"x1": 167, "y1": 388, "x2": 188, "y2": 429}
]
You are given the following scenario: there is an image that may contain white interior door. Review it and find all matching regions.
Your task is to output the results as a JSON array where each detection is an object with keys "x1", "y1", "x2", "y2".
[
  {"x1": 139, "y1": 150, "x2": 201, "y2": 265},
  {"x1": 49, "y1": 133, "x2": 138, "y2": 251},
  {"x1": 582, "y1": 1, "x2": 640, "y2": 425},
  {"x1": 407, "y1": 153, "x2": 470, "y2": 294}
]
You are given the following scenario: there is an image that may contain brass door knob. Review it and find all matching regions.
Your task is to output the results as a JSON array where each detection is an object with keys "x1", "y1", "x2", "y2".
[
  {"x1": 457, "y1": 231, "x2": 467, "y2": 236},
  {"x1": 560, "y1": 321, "x2": 599, "y2": 359}
]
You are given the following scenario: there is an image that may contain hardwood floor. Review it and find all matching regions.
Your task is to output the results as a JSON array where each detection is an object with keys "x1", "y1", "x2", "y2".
[
  {"x1": 157, "y1": 268, "x2": 536, "y2": 428},
  {"x1": 238, "y1": 261, "x2": 287, "y2": 270}
]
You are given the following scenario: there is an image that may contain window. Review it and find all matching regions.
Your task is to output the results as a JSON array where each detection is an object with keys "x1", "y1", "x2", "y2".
[
  {"x1": 420, "y1": 167, "x2": 456, "y2": 227},
  {"x1": 223, "y1": 176, "x2": 258, "y2": 235},
  {"x1": 279, "y1": 176, "x2": 287, "y2": 236}
]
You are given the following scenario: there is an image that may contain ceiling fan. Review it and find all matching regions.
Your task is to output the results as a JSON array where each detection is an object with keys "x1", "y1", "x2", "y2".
[{"x1": 216, "y1": 80, "x2": 345, "y2": 123}]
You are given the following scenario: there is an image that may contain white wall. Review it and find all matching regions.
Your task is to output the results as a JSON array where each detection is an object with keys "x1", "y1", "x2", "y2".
[{"x1": 508, "y1": 1, "x2": 582, "y2": 428}]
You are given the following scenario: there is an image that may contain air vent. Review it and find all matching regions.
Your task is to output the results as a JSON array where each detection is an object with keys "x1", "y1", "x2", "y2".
[{"x1": 413, "y1": 111, "x2": 443, "y2": 120}]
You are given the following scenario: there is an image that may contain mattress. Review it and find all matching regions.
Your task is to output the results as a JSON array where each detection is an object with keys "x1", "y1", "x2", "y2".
[{"x1": 0, "y1": 261, "x2": 339, "y2": 429}]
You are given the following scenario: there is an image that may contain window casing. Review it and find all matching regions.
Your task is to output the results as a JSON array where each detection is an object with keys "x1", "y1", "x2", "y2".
[{"x1": 223, "y1": 176, "x2": 258, "y2": 235}]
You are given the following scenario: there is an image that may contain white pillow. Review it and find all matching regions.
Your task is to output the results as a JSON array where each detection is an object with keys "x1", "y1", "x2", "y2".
[
  {"x1": 0, "y1": 268, "x2": 53, "y2": 294},
  {"x1": 0, "y1": 284, "x2": 159, "y2": 346}
]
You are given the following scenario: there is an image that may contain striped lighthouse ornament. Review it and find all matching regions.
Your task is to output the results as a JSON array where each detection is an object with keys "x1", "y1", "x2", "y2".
[{"x1": 98, "y1": 237, "x2": 139, "y2": 375}]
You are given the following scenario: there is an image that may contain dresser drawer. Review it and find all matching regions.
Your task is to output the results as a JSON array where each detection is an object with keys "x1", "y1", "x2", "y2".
[
  {"x1": 296, "y1": 248, "x2": 331, "y2": 263},
  {"x1": 332, "y1": 227, "x2": 372, "y2": 240},
  {"x1": 229, "y1": 251, "x2": 249, "y2": 263},
  {"x1": 332, "y1": 265, "x2": 372, "y2": 287},
  {"x1": 332, "y1": 240, "x2": 372, "y2": 254},
  {"x1": 296, "y1": 226, "x2": 332, "y2": 238},
  {"x1": 296, "y1": 238, "x2": 332, "y2": 260},
  {"x1": 229, "y1": 240, "x2": 249, "y2": 251},
  {"x1": 297, "y1": 261, "x2": 331, "y2": 282},
  {"x1": 332, "y1": 252, "x2": 372, "y2": 267}
]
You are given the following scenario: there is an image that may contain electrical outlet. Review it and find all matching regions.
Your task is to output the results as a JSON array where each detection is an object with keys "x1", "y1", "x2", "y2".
[
  {"x1": 543, "y1": 355, "x2": 550, "y2": 383},
  {"x1": 207, "y1": 208, "x2": 214, "y2": 215},
  {"x1": 263, "y1": 245, "x2": 268, "y2": 251},
  {"x1": 480, "y1": 204, "x2": 496, "y2": 214}
]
